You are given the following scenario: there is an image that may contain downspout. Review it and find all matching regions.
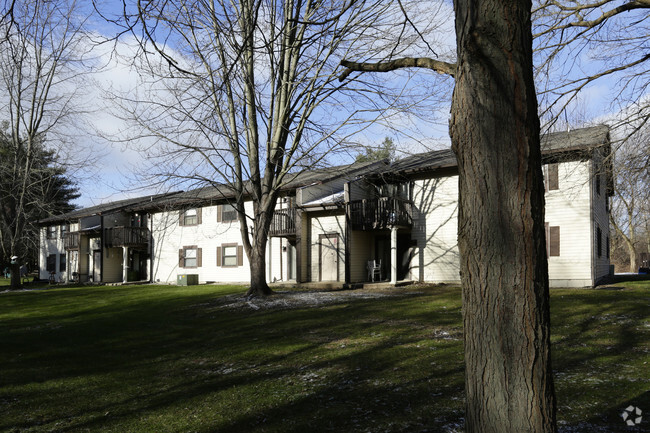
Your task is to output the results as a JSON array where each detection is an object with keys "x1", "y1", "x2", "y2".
[
  {"x1": 344, "y1": 182, "x2": 351, "y2": 285},
  {"x1": 149, "y1": 213, "x2": 154, "y2": 283},
  {"x1": 100, "y1": 215, "x2": 105, "y2": 283},
  {"x1": 589, "y1": 156, "x2": 595, "y2": 286}
]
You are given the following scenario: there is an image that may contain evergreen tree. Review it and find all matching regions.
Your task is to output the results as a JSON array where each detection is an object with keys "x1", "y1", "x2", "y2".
[{"x1": 0, "y1": 125, "x2": 79, "y2": 284}]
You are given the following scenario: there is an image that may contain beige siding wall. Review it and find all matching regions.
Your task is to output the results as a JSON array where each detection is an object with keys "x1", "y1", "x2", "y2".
[
  {"x1": 309, "y1": 213, "x2": 345, "y2": 282},
  {"x1": 411, "y1": 176, "x2": 461, "y2": 283},
  {"x1": 349, "y1": 230, "x2": 374, "y2": 283}
]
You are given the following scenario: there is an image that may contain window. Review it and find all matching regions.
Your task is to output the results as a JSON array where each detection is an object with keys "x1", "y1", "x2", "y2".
[
  {"x1": 59, "y1": 254, "x2": 66, "y2": 272},
  {"x1": 606, "y1": 236, "x2": 610, "y2": 259},
  {"x1": 597, "y1": 225, "x2": 602, "y2": 258},
  {"x1": 218, "y1": 203, "x2": 238, "y2": 223},
  {"x1": 217, "y1": 244, "x2": 243, "y2": 267},
  {"x1": 179, "y1": 246, "x2": 202, "y2": 268},
  {"x1": 47, "y1": 226, "x2": 57, "y2": 239},
  {"x1": 545, "y1": 223, "x2": 560, "y2": 257},
  {"x1": 596, "y1": 174, "x2": 601, "y2": 195},
  {"x1": 46, "y1": 254, "x2": 56, "y2": 272},
  {"x1": 544, "y1": 164, "x2": 559, "y2": 191},
  {"x1": 179, "y1": 208, "x2": 201, "y2": 226},
  {"x1": 60, "y1": 224, "x2": 68, "y2": 239}
]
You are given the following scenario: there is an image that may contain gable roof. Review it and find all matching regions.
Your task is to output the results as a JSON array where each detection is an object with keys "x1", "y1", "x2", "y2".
[
  {"x1": 383, "y1": 124, "x2": 610, "y2": 176},
  {"x1": 40, "y1": 159, "x2": 386, "y2": 223},
  {"x1": 38, "y1": 192, "x2": 181, "y2": 225}
]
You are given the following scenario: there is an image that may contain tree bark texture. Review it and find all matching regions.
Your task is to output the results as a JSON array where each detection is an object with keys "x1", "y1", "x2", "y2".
[
  {"x1": 450, "y1": 0, "x2": 557, "y2": 432},
  {"x1": 244, "y1": 204, "x2": 274, "y2": 298}
]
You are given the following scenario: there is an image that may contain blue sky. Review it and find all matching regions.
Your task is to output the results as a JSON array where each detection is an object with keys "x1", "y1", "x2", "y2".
[{"x1": 54, "y1": 0, "x2": 646, "y2": 208}]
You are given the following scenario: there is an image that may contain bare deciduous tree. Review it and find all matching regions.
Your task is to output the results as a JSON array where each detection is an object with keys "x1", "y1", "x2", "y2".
[
  {"x1": 110, "y1": 0, "x2": 445, "y2": 297},
  {"x1": 341, "y1": 0, "x2": 557, "y2": 431},
  {"x1": 610, "y1": 126, "x2": 650, "y2": 272},
  {"x1": 533, "y1": 0, "x2": 650, "y2": 136},
  {"x1": 0, "y1": 0, "x2": 93, "y2": 289}
]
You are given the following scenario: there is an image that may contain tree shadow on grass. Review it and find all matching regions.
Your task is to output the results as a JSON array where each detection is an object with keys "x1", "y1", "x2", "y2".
[{"x1": 0, "y1": 287, "x2": 466, "y2": 433}]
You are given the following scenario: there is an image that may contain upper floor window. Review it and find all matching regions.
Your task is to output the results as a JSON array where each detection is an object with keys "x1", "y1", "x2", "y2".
[
  {"x1": 179, "y1": 208, "x2": 201, "y2": 226},
  {"x1": 595, "y1": 174, "x2": 601, "y2": 196},
  {"x1": 60, "y1": 224, "x2": 68, "y2": 239},
  {"x1": 47, "y1": 226, "x2": 57, "y2": 239},
  {"x1": 218, "y1": 203, "x2": 238, "y2": 223},
  {"x1": 544, "y1": 163, "x2": 559, "y2": 191}
]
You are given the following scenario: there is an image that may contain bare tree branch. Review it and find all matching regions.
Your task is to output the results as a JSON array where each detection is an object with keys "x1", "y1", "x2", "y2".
[{"x1": 339, "y1": 57, "x2": 456, "y2": 82}]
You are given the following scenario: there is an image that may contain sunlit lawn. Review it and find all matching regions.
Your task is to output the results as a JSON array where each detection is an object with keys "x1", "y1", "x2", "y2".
[{"x1": 0, "y1": 279, "x2": 648, "y2": 432}]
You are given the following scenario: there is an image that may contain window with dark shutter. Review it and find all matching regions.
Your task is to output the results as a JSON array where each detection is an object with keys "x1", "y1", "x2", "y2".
[
  {"x1": 180, "y1": 208, "x2": 201, "y2": 226},
  {"x1": 549, "y1": 226, "x2": 560, "y2": 256},
  {"x1": 547, "y1": 164, "x2": 559, "y2": 191},
  {"x1": 46, "y1": 254, "x2": 56, "y2": 272},
  {"x1": 545, "y1": 223, "x2": 560, "y2": 257},
  {"x1": 218, "y1": 244, "x2": 243, "y2": 267},
  {"x1": 220, "y1": 203, "x2": 237, "y2": 223},
  {"x1": 597, "y1": 225, "x2": 602, "y2": 258},
  {"x1": 59, "y1": 254, "x2": 66, "y2": 272},
  {"x1": 180, "y1": 246, "x2": 201, "y2": 268}
]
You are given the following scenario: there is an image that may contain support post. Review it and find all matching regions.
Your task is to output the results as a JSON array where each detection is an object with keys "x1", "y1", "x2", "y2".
[
  {"x1": 390, "y1": 226, "x2": 398, "y2": 285},
  {"x1": 122, "y1": 246, "x2": 129, "y2": 283}
]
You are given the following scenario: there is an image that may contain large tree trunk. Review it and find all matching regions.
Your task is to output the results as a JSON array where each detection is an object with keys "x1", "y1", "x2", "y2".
[
  {"x1": 625, "y1": 237, "x2": 638, "y2": 272},
  {"x1": 450, "y1": 0, "x2": 557, "y2": 432},
  {"x1": 244, "y1": 209, "x2": 274, "y2": 298},
  {"x1": 246, "y1": 244, "x2": 273, "y2": 298}
]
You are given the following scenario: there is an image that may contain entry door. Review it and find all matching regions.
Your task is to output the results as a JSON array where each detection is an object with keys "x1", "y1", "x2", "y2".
[
  {"x1": 92, "y1": 250, "x2": 101, "y2": 282},
  {"x1": 319, "y1": 234, "x2": 339, "y2": 281},
  {"x1": 287, "y1": 242, "x2": 297, "y2": 281}
]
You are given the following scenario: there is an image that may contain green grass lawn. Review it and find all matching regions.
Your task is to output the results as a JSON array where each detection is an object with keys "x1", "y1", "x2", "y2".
[{"x1": 0, "y1": 281, "x2": 648, "y2": 432}]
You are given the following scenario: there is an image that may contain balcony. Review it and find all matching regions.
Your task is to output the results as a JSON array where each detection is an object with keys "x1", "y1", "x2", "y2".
[
  {"x1": 269, "y1": 208, "x2": 296, "y2": 237},
  {"x1": 64, "y1": 232, "x2": 80, "y2": 250},
  {"x1": 348, "y1": 197, "x2": 413, "y2": 231},
  {"x1": 104, "y1": 227, "x2": 150, "y2": 248}
]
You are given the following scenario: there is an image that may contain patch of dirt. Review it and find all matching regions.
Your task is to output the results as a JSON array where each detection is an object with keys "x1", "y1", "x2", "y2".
[{"x1": 213, "y1": 289, "x2": 422, "y2": 311}]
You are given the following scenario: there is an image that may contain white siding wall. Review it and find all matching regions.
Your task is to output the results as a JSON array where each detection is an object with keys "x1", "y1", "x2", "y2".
[
  {"x1": 409, "y1": 160, "x2": 600, "y2": 287},
  {"x1": 151, "y1": 202, "x2": 253, "y2": 284},
  {"x1": 545, "y1": 160, "x2": 594, "y2": 287},
  {"x1": 39, "y1": 226, "x2": 66, "y2": 281}
]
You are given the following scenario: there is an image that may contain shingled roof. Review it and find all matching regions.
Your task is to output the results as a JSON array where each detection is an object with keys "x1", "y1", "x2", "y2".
[
  {"x1": 382, "y1": 124, "x2": 610, "y2": 176},
  {"x1": 38, "y1": 192, "x2": 182, "y2": 225},
  {"x1": 39, "y1": 126, "x2": 609, "y2": 224}
]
